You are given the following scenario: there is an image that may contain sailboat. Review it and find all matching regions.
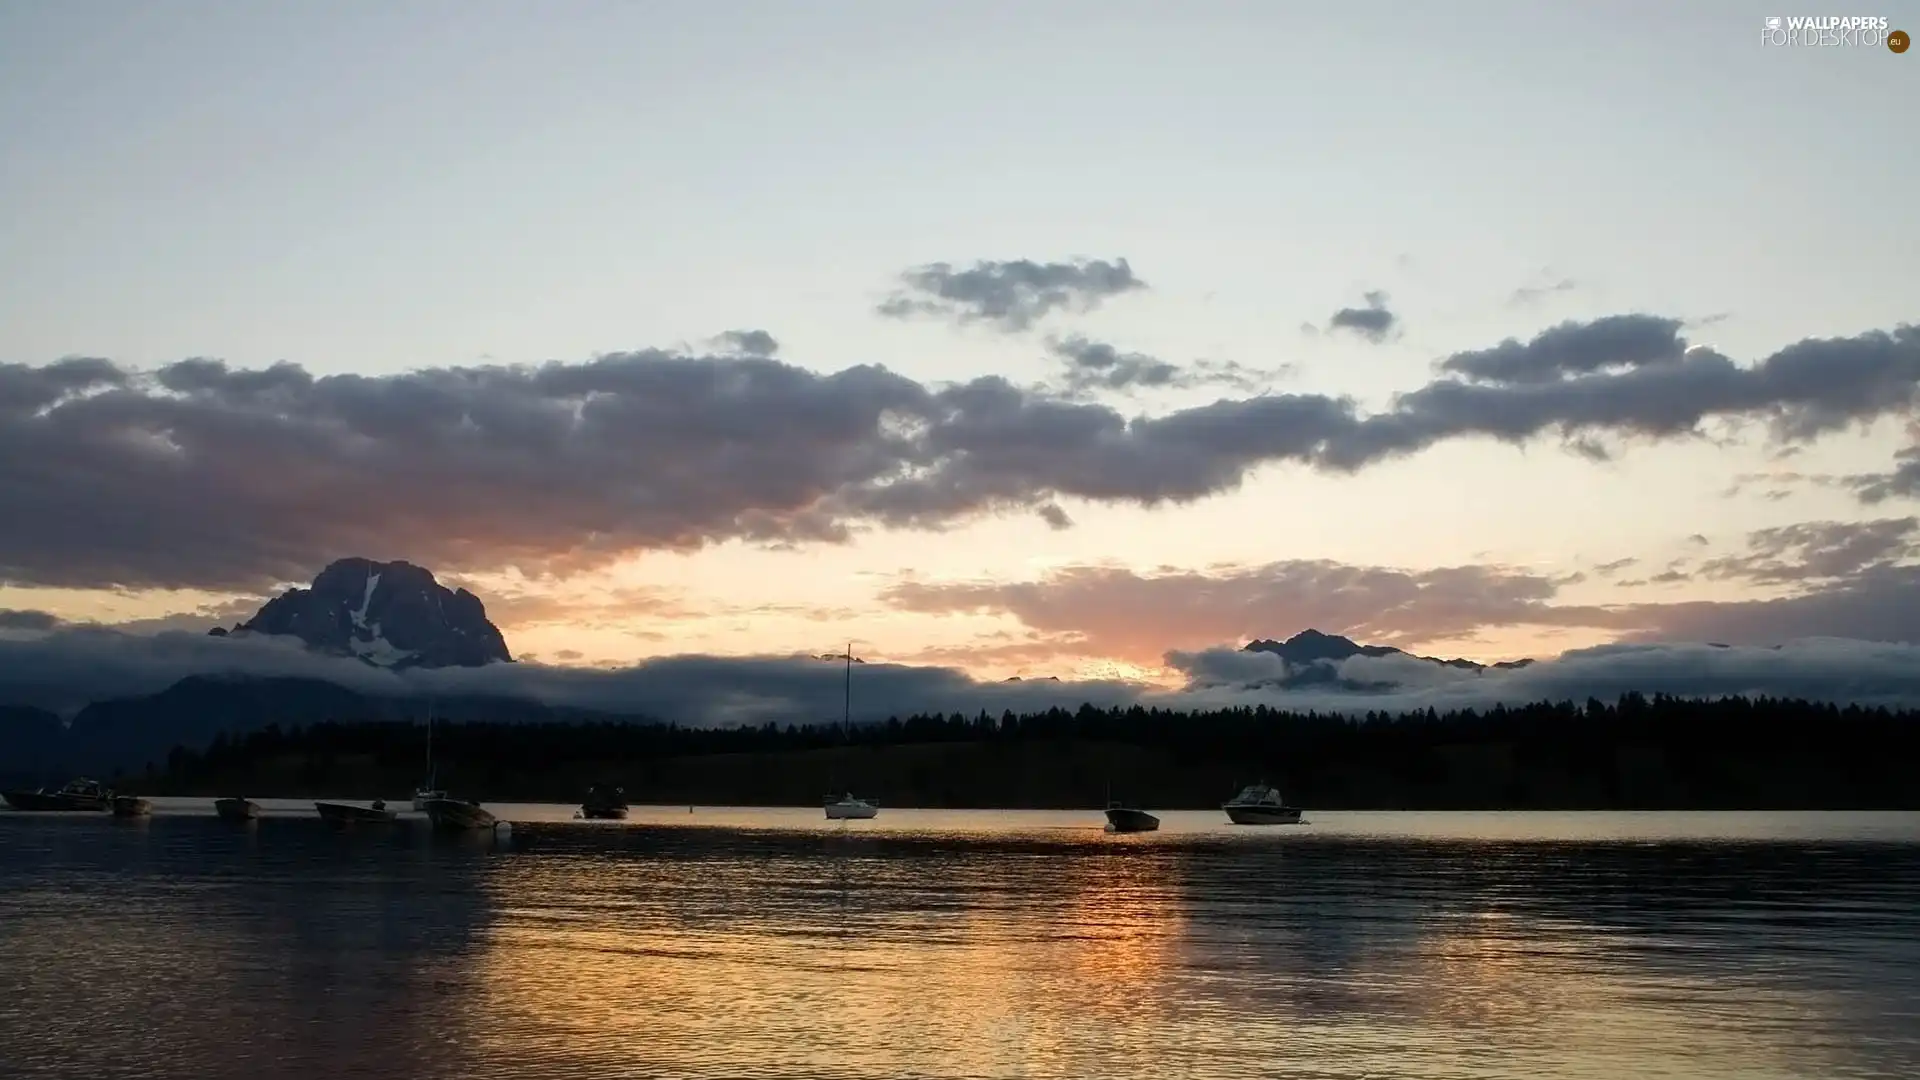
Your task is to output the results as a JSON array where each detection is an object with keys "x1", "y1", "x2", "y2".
[
  {"x1": 412, "y1": 701, "x2": 446, "y2": 811},
  {"x1": 824, "y1": 643, "x2": 879, "y2": 821}
]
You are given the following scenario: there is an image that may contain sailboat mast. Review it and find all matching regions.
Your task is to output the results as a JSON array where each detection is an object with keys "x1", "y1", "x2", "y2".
[{"x1": 843, "y1": 642, "x2": 852, "y2": 738}]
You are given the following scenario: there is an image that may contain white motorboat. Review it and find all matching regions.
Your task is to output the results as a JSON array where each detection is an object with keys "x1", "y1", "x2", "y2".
[
  {"x1": 824, "y1": 793, "x2": 879, "y2": 820},
  {"x1": 1222, "y1": 783, "x2": 1304, "y2": 825}
]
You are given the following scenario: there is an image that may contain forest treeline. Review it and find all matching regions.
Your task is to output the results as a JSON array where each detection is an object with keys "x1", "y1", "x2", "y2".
[{"x1": 135, "y1": 693, "x2": 1920, "y2": 809}]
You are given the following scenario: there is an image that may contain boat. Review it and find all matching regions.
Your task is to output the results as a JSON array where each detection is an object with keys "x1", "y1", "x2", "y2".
[
  {"x1": 314, "y1": 799, "x2": 398, "y2": 825},
  {"x1": 1104, "y1": 804, "x2": 1160, "y2": 833},
  {"x1": 412, "y1": 702, "x2": 446, "y2": 811},
  {"x1": 421, "y1": 797, "x2": 498, "y2": 831},
  {"x1": 824, "y1": 792, "x2": 880, "y2": 820},
  {"x1": 213, "y1": 797, "x2": 261, "y2": 822},
  {"x1": 1222, "y1": 783, "x2": 1304, "y2": 825},
  {"x1": 111, "y1": 795, "x2": 152, "y2": 818},
  {"x1": 2, "y1": 778, "x2": 113, "y2": 812},
  {"x1": 580, "y1": 784, "x2": 629, "y2": 820},
  {"x1": 824, "y1": 643, "x2": 880, "y2": 821}
]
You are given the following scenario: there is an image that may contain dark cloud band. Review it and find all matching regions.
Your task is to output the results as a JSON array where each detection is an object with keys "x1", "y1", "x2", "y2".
[{"x1": 1, "y1": 315, "x2": 1915, "y2": 593}]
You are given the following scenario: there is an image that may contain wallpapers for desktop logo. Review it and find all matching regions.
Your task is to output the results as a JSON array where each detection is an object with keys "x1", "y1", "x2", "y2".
[{"x1": 1760, "y1": 14, "x2": 1906, "y2": 50}]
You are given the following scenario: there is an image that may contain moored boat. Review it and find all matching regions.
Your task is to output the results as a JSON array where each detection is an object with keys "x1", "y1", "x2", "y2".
[
  {"x1": 2, "y1": 778, "x2": 113, "y2": 812},
  {"x1": 1222, "y1": 783, "x2": 1304, "y2": 825},
  {"x1": 821, "y1": 644, "x2": 881, "y2": 821},
  {"x1": 412, "y1": 702, "x2": 445, "y2": 811},
  {"x1": 111, "y1": 795, "x2": 152, "y2": 818},
  {"x1": 580, "y1": 784, "x2": 629, "y2": 820},
  {"x1": 1104, "y1": 803, "x2": 1160, "y2": 833},
  {"x1": 422, "y1": 797, "x2": 498, "y2": 831},
  {"x1": 824, "y1": 792, "x2": 879, "y2": 820},
  {"x1": 214, "y1": 797, "x2": 261, "y2": 822},
  {"x1": 315, "y1": 799, "x2": 398, "y2": 825}
]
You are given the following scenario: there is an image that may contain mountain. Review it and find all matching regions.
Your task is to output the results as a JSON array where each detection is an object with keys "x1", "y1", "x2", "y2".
[
  {"x1": 210, "y1": 557, "x2": 512, "y2": 669},
  {"x1": 1241, "y1": 629, "x2": 1535, "y2": 689}
]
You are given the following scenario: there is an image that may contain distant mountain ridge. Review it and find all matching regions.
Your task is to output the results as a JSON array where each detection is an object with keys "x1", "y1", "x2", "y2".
[
  {"x1": 1241, "y1": 629, "x2": 1535, "y2": 689},
  {"x1": 209, "y1": 557, "x2": 512, "y2": 669},
  {"x1": 50, "y1": 675, "x2": 631, "y2": 775}
]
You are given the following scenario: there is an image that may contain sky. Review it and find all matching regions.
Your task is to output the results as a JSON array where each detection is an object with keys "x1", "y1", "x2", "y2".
[{"x1": 2, "y1": 1, "x2": 1919, "y2": 720}]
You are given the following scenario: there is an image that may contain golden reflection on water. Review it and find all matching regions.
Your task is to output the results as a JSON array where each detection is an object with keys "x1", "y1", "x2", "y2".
[
  {"x1": 456, "y1": 832, "x2": 1911, "y2": 1080},
  {"x1": 4, "y1": 814, "x2": 1919, "y2": 1080},
  {"x1": 467, "y1": 838, "x2": 1192, "y2": 1077}
]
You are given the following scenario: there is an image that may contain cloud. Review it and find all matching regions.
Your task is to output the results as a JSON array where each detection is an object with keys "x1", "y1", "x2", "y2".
[
  {"x1": 1720, "y1": 469, "x2": 1841, "y2": 502},
  {"x1": 1435, "y1": 314, "x2": 1687, "y2": 384},
  {"x1": 446, "y1": 582, "x2": 694, "y2": 630},
  {"x1": 1591, "y1": 557, "x2": 1638, "y2": 577},
  {"x1": 1696, "y1": 518, "x2": 1918, "y2": 585},
  {"x1": 1318, "y1": 319, "x2": 1920, "y2": 470},
  {"x1": 1043, "y1": 335, "x2": 1273, "y2": 398},
  {"x1": 1166, "y1": 637, "x2": 1920, "y2": 712},
  {"x1": 1326, "y1": 291, "x2": 1398, "y2": 343},
  {"x1": 1613, "y1": 564, "x2": 1920, "y2": 645},
  {"x1": 0, "y1": 625, "x2": 1135, "y2": 723},
  {"x1": 875, "y1": 258, "x2": 1146, "y2": 332},
  {"x1": 4, "y1": 315, "x2": 1916, "y2": 594},
  {"x1": 7, "y1": 623, "x2": 1920, "y2": 725},
  {"x1": 1846, "y1": 442, "x2": 1920, "y2": 504},
  {"x1": 714, "y1": 329, "x2": 780, "y2": 357},
  {"x1": 884, "y1": 560, "x2": 1624, "y2": 663},
  {"x1": 0, "y1": 609, "x2": 62, "y2": 632},
  {"x1": 1508, "y1": 275, "x2": 1579, "y2": 307},
  {"x1": 886, "y1": 521, "x2": 1920, "y2": 663},
  {"x1": 1045, "y1": 335, "x2": 1185, "y2": 393}
]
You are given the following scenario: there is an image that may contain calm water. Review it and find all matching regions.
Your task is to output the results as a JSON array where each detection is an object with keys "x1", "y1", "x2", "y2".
[{"x1": 2, "y1": 805, "x2": 1918, "y2": 1080}]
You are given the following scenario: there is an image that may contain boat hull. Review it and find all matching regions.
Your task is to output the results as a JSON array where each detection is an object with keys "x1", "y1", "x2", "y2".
[
  {"x1": 580, "y1": 806, "x2": 628, "y2": 820},
  {"x1": 422, "y1": 799, "x2": 499, "y2": 831},
  {"x1": 1223, "y1": 805, "x2": 1304, "y2": 825},
  {"x1": 214, "y1": 798, "x2": 260, "y2": 822},
  {"x1": 1104, "y1": 807, "x2": 1160, "y2": 833},
  {"x1": 111, "y1": 796, "x2": 152, "y2": 818},
  {"x1": 314, "y1": 801, "x2": 397, "y2": 825},
  {"x1": 2, "y1": 790, "x2": 111, "y2": 812},
  {"x1": 824, "y1": 801, "x2": 878, "y2": 820}
]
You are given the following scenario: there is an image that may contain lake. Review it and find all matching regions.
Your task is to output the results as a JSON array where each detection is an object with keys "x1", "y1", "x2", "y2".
[{"x1": 2, "y1": 803, "x2": 1917, "y2": 1079}]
